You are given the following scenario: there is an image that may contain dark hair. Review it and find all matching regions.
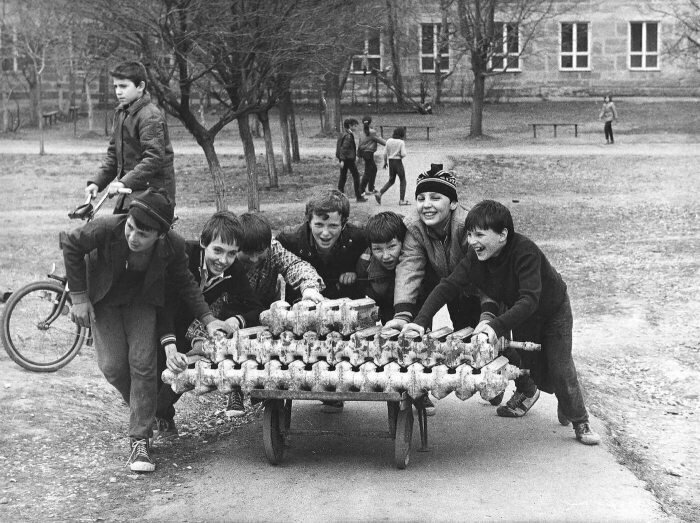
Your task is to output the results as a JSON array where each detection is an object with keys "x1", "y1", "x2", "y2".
[
  {"x1": 236, "y1": 213, "x2": 273, "y2": 252},
  {"x1": 392, "y1": 126, "x2": 406, "y2": 139},
  {"x1": 200, "y1": 211, "x2": 240, "y2": 247},
  {"x1": 362, "y1": 115, "x2": 372, "y2": 136},
  {"x1": 464, "y1": 200, "x2": 514, "y2": 240},
  {"x1": 343, "y1": 118, "x2": 359, "y2": 129},
  {"x1": 366, "y1": 211, "x2": 406, "y2": 244},
  {"x1": 110, "y1": 61, "x2": 148, "y2": 90},
  {"x1": 129, "y1": 214, "x2": 160, "y2": 234},
  {"x1": 305, "y1": 189, "x2": 350, "y2": 223}
]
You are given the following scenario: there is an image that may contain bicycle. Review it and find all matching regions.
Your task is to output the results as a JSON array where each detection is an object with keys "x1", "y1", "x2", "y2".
[{"x1": 1, "y1": 188, "x2": 131, "y2": 372}]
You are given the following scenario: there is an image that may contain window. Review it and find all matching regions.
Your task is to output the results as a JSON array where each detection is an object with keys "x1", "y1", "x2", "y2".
[
  {"x1": 351, "y1": 29, "x2": 382, "y2": 74},
  {"x1": 629, "y1": 22, "x2": 659, "y2": 69},
  {"x1": 420, "y1": 23, "x2": 450, "y2": 73},
  {"x1": 560, "y1": 22, "x2": 590, "y2": 70},
  {"x1": 0, "y1": 25, "x2": 17, "y2": 73},
  {"x1": 492, "y1": 22, "x2": 520, "y2": 71}
]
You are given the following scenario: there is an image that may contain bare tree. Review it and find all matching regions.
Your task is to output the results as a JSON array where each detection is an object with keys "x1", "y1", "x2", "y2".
[
  {"x1": 651, "y1": 1, "x2": 700, "y2": 56},
  {"x1": 454, "y1": 0, "x2": 555, "y2": 137}
]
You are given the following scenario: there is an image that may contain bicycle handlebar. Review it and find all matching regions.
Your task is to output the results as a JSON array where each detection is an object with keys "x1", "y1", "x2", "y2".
[{"x1": 68, "y1": 188, "x2": 133, "y2": 220}]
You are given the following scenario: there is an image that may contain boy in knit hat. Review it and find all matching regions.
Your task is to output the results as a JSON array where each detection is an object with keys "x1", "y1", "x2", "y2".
[
  {"x1": 61, "y1": 188, "x2": 233, "y2": 473},
  {"x1": 383, "y1": 164, "x2": 486, "y2": 416}
]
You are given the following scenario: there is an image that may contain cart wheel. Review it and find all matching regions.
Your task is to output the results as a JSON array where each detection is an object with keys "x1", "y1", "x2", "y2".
[
  {"x1": 394, "y1": 407, "x2": 413, "y2": 469},
  {"x1": 387, "y1": 401, "x2": 399, "y2": 438},
  {"x1": 263, "y1": 400, "x2": 285, "y2": 465}
]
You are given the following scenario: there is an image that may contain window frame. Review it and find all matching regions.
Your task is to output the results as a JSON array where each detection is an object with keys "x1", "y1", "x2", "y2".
[
  {"x1": 419, "y1": 22, "x2": 450, "y2": 73},
  {"x1": 628, "y1": 21, "x2": 660, "y2": 71},
  {"x1": 351, "y1": 28, "x2": 383, "y2": 75},
  {"x1": 559, "y1": 21, "x2": 591, "y2": 71},
  {"x1": 491, "y1": 22, "x2": 521, "y2": 72}
]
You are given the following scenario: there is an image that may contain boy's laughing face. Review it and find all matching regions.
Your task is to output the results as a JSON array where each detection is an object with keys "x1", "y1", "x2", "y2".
[
  {"x1": 201, "y1": 236, "x2": 239, "y2": 276},
  {"x1": 467, "y1": 227, "x2": 507, "y2": 261},
  {"x1": 416, "y1": 192, "x2": 457, "y2": 230},
  {"x1": 370, "y1": 239, "x2": 402, "y2": 271}
]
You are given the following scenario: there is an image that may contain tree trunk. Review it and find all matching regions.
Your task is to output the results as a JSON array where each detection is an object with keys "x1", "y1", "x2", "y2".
[
  {"x1": 278, "y1": 100, "x2": 292, "y2": 175},
  {"x1": 470, "y1": 71, "x2": 485, "y2": 137},
  {"x1": 318, "y1": 87, "x2": 327, "y2": 134},
  {"x1": 237, "y1": 115, "x2": 259, "y2": 211},
  {"x1": 2, "y1": 89, "x2": 9, "y2": 133},
  {"x1": 285, "y1": 91, "x2": 300, "y2": 162},
  {"x1": 385, "y1": 0, "x2": 404, "y2": 104},
  {"x1": 85, "y1": 78, "x2": 95, "y2": 132},
  {"x1": 198, "y1": 137, "x2": 228, "y2": 211},
  {"x1": 259, "y1": 110, "x2": 279, "y2": 188},
  {"x1": 324, "y1": 74, "x2": 342, "y2": 134},
  {"x1": 37, "y1": 76, "x2": 45, "y2": 155}
]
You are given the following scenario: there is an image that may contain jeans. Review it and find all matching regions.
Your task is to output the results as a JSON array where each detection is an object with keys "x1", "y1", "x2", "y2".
[
  {"x1": 93, "y1": 301, "x2": 158, "y2": 439},
  {"x1": 604, "y1": 121, "x2": 614, "y2": 142},
  {"x1": 359, "y1": 154, "x2": 378, "y2": 193},
  {"x1": 379, "y1": 159, "x2": 406, "y2": 200},
  {"x1": 515, "y1": 295, "x2": 588, "y2": 423},
  {"x1": 338, "y1": 159, "x2": 362, "y2": 199}
]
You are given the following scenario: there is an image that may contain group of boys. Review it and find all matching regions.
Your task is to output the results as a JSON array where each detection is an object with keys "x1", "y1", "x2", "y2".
[{"x1": 63, "y1": 60, "x2": 600, "y2": 475}]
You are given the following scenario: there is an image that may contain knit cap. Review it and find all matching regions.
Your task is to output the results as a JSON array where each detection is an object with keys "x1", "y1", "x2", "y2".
[
  {"x1": 415, "y1": 163, "x2": 457, "y2": 201},
  {"x1": 128, "y1": 187, "x2": 174, "y2": 232}
]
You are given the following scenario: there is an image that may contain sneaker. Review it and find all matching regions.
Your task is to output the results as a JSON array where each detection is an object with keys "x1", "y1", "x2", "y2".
[
  {"x1": 420, "y1": 397, "x2": 436, "y2": 417},
  {"x1": 356, "y1": 197, "x2": 368, "y2": 203},
  {"x1": 153, "y1": 417, "x2": 179, "y2": 439},
  {"x1": 573, "y1": 422, "x2": 601, "y2": 445},
  {"x1": 321, "y1": 400, "x2": 344, "y2": 413},
  {"x1": 375, "y1": 193, "x2": 382, "y2": 204},
  {"x1": 226, "y1": 389, "x2": 246, "y2": 417},
  {"x1": 496, "y1": 388, "x2": 540, "y2": 418},
  {"x1": 128, "y1": 438, "x2": 155, "y2": 473},
  {"x1": 557, "y1": 404, "x2": 569, "y2": 426}
]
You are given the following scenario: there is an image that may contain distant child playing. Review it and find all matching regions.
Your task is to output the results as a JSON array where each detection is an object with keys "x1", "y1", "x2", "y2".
[
  {"x1": 357, "y1": 115, "x2": 386, "y2": 197},
  {"x1": 85, "y1": 61, "x2": 175, "y2": 213},
  {"x1": 599, "y1": 94, "x2": 618, "y2": 145},
  {"x1": 403, "y1": 200, "x2": 601, "y2": 445},
  {"x1": 376, "y1": 126, "x2": 408, "y2": 205},
  {"x1": 336, "y1": 118, "x2": 366, "y2": 203}
]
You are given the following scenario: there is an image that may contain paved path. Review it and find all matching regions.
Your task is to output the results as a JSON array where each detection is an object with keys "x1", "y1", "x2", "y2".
[{"x1": 144, "y1": 392, "x2": 667, "y2": 522}]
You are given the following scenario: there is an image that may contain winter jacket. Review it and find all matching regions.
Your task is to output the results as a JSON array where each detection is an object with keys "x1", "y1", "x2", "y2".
[
  {"x1": 61, "y1": 215, "x2": 211, "y2": 325},
  {"x1": 90, "y1": 93, "x2": 176, "y2": 212},
  {"x1": 357, "y1": 128, "x2": 386, "y2": 156},
  {"x1": 335, "y1": 130, "x2": 357, "y2": 161},
  {"x1": 356, "y1": 248, "x2": 395, "y2": 323},
  {"x1": 276, "y1": 222, "x2": 368, "y2": 300},
  {"x1": 393, "y1": 206, "x2": 477, "y2": 318}
]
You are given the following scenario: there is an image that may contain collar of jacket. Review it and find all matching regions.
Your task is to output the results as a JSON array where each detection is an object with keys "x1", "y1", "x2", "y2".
[
  {"x1": 116, "y1": 92, "x2": 152, "y2": 115},
  {"x1": 297, "y1": 222, "x2": 355, "y2": 258},
  {"x1": 185, "y1": 240, "x2": 232, "y2": 293}
]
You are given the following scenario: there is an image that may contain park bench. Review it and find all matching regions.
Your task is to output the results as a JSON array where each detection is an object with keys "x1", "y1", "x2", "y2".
[
  {"x1": 42, "y1": 110, "x2": 59, "y2": 127},
  {"x1": 530, "y1": 122, "x2": 579, "y2": 138},
  {"x1": 380, "y1": 124, "x2": 435, "y2": 140},
  {"x1": 68, "y1": 105, "x2": 80, "y2": 121}
]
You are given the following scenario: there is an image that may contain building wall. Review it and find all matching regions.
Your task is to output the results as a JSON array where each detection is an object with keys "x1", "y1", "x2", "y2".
[{"x1": 335, "y1": 0, "x2": 700, "y2": 103}]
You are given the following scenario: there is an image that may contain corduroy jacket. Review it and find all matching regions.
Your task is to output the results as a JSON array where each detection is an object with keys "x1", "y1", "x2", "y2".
[{"x1": 90, "y1": 93, "x2": 176, "y2": 211}]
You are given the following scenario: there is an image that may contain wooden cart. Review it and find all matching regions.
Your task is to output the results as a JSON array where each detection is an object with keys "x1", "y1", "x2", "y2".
[{"x1": 249, "y1": 389, "x2": 430, "y2": 469}]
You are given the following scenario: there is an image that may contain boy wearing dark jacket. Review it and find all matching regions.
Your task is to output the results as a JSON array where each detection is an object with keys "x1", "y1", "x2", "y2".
[
  {"x1": 61, "y1": 188, "x2": 232, "y2": 472},
  {"x1": 404, "y1": 200, "x2": 600, "y2": 445},
  {"x1": 336, "y1": 118, "x2": 366, "y2": 203},
  {"x1": 85, "y1": 61, "x2": 175, "y2": 213},
  {"x1": 156, "y1": 211, "x2": 264, "y2": 434}
]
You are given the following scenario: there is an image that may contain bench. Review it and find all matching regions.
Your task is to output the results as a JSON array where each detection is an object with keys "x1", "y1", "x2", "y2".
[
  {"x1": 68, "y1": 105, "x2": 80, "y2": 120},
  {"x1": 530, "y1": 122, "x2": 579, "y2": 138},
  {"x1": 42, "y1": 111, "x2": 59, "y2": 126},
  {"x1": 380, "y1": 124, "x2": 435, "y2": 140}
]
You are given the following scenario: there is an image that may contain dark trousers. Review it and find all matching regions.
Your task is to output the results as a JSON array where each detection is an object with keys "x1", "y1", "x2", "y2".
[
  {"x1": 446, "y1": 293, "x2": 481, "y2": 331},
  {"x1": 359, "y1": 155, "x2": 378, "y2": 193},
  {"x1": 604, "y1": 121, "x2": 614, "y2": 142},
  {"x1": 156, "y1": 345, "x2": 183, "y2": 421},
  {"x1": 379, "y1": 159, "x2": 406, "y2": 200},
  {"x1": 338, "y1": 159, "x2": 362, "y2": 198},
  {"x1": 93, "y1": 301, "x2": 158, "y2": 440},
  {"x1": 514, "y1": 295, "x2": 588, "y2": 423}
]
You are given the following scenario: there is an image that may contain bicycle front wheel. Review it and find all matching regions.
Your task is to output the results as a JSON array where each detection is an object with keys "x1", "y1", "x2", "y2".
[{"x1": 1, "y1": 281, "x2": 88, "y2": 372}]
